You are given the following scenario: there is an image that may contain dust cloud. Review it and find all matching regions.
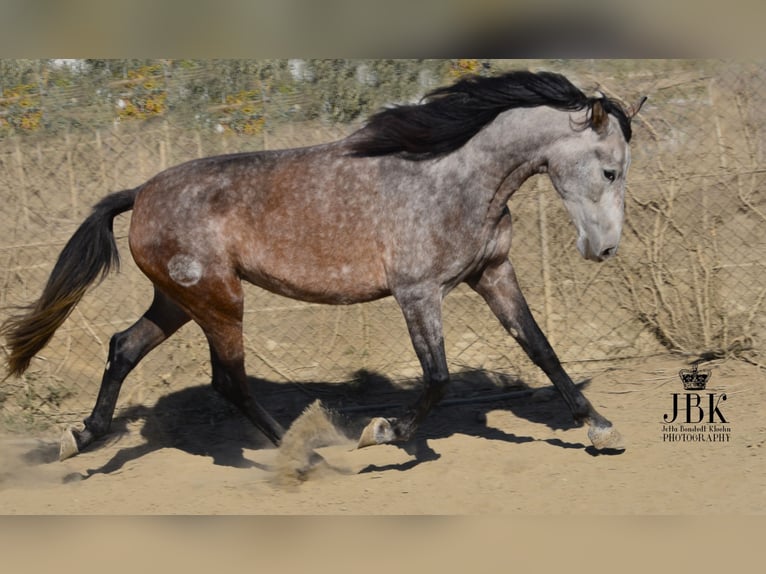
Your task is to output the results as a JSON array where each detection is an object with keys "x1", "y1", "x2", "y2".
[
  {"x1": 0, "y1": 436, "x2": 76, "y2": 489},
  {"x1": 271, "y1": 400, "x2": 357, "y2": 488}
]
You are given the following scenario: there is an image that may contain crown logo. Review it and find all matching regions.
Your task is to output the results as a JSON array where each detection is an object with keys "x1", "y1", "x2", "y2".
[{"x1": 678, "y1": 364, "x2": 711, "y2": 390}]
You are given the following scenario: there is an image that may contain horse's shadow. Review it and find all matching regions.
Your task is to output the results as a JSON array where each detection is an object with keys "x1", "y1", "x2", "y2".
[{"x1": 53, "y1": 369, "x2": 611, "y2": 479}]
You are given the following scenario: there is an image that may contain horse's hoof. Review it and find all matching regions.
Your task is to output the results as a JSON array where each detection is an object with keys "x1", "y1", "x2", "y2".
[
  {"x1": 588, "y1": 424, "x2": 625, "y2": 451},
  {"x1": 357, "y1": 417, "x2": 395, "y2": 448},
  {"x1": 59, "y1": 427, "x2": 80, "y2": 461}
]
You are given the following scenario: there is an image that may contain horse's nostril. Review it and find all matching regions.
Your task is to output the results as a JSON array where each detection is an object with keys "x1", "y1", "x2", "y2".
[{"x1": 600, "y1": 246, "x2": 616, "y2": 260}]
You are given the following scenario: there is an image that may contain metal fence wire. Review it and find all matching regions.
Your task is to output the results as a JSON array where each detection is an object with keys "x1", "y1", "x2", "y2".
[{"x1": 1, "y1": 60, "x2": 764, "y2": 430}]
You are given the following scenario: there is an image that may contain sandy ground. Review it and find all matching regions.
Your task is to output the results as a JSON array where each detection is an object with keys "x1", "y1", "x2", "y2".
[{"x1": 1, "y1": 354, "x2": 764, "y2": 514}]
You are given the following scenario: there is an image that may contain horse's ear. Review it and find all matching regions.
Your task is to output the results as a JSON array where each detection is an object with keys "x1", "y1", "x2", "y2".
[
  {"x1": 628, "y1": 96, "x2": 648, "y2": 118},
  {"x1": 590, "y1": 99, "x2": 608, "y2": 134}
]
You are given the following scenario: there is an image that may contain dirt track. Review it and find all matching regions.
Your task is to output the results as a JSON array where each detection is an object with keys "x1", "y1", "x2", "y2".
[{"x1": 1, "y1": 354, "x2": 764, "y2": 514}]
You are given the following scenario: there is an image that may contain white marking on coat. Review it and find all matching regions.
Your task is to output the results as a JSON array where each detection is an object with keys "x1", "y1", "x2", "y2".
[{"x1": 168, "y1": 254, "x2": 203, "y2": 287}]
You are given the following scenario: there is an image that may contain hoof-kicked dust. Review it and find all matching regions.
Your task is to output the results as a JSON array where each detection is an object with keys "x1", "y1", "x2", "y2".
[
  {"x1": 271, "y1": 400, "x2": 357, "y2": 488},
  {"x1": 0, "y1": 437, "x2": 73, "y2": 488}
]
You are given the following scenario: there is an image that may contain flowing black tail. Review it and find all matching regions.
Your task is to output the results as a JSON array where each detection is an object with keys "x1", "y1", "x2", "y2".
[{"x1": 1, "y1": 188, "x2": 139, "y2": 377}]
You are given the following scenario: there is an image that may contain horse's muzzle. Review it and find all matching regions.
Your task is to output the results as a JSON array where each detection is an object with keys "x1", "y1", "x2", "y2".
[{"x1": 578, "y1": 236, "x2": 619, "y2": 262}]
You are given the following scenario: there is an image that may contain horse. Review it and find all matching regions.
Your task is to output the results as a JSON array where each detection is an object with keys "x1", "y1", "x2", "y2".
[{"x1": 1, "y1": 70, "x2": 645, "y2": 460}]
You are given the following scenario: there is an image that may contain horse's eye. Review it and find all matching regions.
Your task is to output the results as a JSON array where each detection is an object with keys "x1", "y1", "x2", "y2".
[{"x1": 603, "y1": 169, "x2": 616, "y2": 182}]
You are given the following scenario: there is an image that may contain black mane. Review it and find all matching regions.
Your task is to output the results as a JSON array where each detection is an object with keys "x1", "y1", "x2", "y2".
[{"x1": 350, "y1": 70, "x2": 632, "y2": 160}]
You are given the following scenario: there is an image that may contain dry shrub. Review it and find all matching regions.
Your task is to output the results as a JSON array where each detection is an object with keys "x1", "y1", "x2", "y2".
[{"x1": 615, "y1": 73, "x2": 765, "y2": 363}]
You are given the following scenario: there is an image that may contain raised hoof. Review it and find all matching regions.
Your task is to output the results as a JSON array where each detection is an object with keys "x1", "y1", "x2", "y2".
[
  {"x1": 59, "y1": 427, "x2": 80, "y2": 461},
  {"x1": 588, "y1": 425, "x2": 626, "y2": 452},
  {"x1": 357, "y1": 417, "x2": 396, "y2": 448}
]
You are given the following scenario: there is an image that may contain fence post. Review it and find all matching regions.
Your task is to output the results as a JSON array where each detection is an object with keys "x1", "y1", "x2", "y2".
[
  {"x1": 13, "y1": 138, "x2": 30, "y2": 228},
  {"x1": 195, "y1": 129, "x2": 203, "y2": 158},
  {"x1": 95, "y1": 129, "x2": 108, "y2": 190},
  {"x1": 163, "y1": 120, "x2": 172, "y2": 168},
  {"x1": 159, "y1": 123, "x2": 168, "y2": 170},
  {"x1": 708, "y1": 78, "x2": 728, "y2": 173},
  {"x1": 705, "y1": 77, "x2": 729, "y2": 350},
  {"x1": 65, "y1": 129, "x2": 78, "y2": 217}
]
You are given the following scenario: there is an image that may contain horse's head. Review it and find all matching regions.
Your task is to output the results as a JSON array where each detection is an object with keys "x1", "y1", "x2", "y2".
[{"x1": 545, "y1": 96, "x2": 644, "y2": 262}]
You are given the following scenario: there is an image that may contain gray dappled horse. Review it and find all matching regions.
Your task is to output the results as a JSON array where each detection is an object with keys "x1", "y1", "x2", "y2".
[{"x1": 1, "y1": 70, "x2": 645, "y2": 460}]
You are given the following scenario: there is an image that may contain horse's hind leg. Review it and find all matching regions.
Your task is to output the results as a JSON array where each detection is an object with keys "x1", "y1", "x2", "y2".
[
  {"x1": 171, "y1": 275, "x2": 285, "y2": 446},
  {"x1": 359, "y1": 286, "x2": 449, "y2": 447},
  {"x1": 468, "y1": 258, "x2": 624, "y2": 451},
  {"x1": 61, "y1": 288, "x2": 190, "y2": 459},
  {"x1": 204, "y1": 336, "x2": 284, "y2": 446}
]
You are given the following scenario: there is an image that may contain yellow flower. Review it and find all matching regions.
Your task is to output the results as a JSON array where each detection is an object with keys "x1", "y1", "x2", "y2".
[
  {"x1": 449, "y1": 59, "x2": 481, "y2": 78},
  {"x1": 20, "y1": 111, "x2": 42, "y2": 130}
]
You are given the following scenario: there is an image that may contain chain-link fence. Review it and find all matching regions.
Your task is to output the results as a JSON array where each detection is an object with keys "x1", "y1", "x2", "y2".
[{"x1": 1, "y1": 60, "x2": 764, "y2": 431}]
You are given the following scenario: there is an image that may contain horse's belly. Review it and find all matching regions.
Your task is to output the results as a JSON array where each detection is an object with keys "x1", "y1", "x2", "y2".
[{"x1": 239, "y1": 254, "x2": 390, "y2": 305}]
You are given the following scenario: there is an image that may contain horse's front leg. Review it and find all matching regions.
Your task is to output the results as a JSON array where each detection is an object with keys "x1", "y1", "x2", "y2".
[
  {"x1": 358, "y1": 286, "x2": 449, "y2": 447},
  {"x1": 469, "y1": 258, "x2": 624, "y2": 451}
]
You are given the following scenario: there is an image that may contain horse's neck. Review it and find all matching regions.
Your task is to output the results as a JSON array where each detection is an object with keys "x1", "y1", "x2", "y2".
[{"x1": 453, "y1": 106, "x2": 573, "y2": 203}]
